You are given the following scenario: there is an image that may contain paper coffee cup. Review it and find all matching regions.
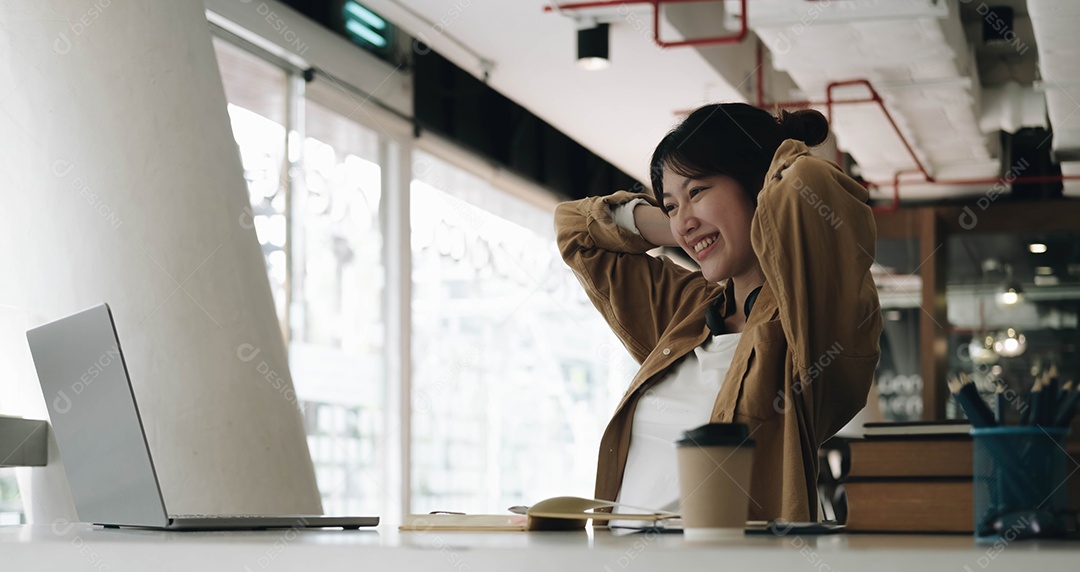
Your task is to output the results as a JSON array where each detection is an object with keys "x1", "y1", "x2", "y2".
[{"x1": 676, "y1": 423, "x2": 755, "y2": 540}]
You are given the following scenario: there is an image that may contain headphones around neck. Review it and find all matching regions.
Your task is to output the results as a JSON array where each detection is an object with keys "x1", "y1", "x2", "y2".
[{"x1": 705, "y1": 284, "x2": 763, "y2": 336}]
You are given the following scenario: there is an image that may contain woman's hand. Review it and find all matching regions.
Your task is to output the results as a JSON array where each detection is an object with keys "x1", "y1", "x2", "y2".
[{"x1": 633, "y1": 203, "x2": 680, "y2": 248}]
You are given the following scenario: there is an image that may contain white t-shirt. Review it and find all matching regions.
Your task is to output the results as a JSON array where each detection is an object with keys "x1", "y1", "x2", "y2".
[
  {"x1": 608, "y1": 199, "x2": 742, "y2": 513},
  {"x1": 613, "y1": 333, "x2": 742, "y2": 513}
]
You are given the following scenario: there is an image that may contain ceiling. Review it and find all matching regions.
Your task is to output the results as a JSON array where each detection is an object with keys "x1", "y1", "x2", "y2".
[{"x1": 359, "y1": 0, "x2": 1079, "y2": 204}]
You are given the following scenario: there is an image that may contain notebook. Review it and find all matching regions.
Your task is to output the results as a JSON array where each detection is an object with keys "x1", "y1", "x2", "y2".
[
  {"x1": 399, "y1": 496, "x2": 678, "y2": 531},
  {"x1": 862, "y1": 420, "x2": 972, "y2": 438}
]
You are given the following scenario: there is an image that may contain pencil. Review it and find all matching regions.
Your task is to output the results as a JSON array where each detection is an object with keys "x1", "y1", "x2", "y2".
[
  {"x1": 1054, "y1": 380, "x2": 1080, "y2": 428},
  {"x1": 1044, "y1": 376, "x2": 1060, "y2": 427},
  {"x1": 1029, "y1": 377, "x2": 1044, "y2": 427},
  {"x1": 1020, "y1": 377, "x2": 1032, "y2": 425},
  {"x1": 961, "y1": 372, "x2": 997, "y2": 427},
  {"x1": 995, "y1": 383, "x2": 1006, "y2": 426},
  {"x1": 948, "y1": 374, "x2": 996, "y2": 428}
]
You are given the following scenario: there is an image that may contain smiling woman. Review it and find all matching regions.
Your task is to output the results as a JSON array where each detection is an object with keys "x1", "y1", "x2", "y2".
[{"x1": 555, "y1": 102, "x2": 883, "y2": 523}]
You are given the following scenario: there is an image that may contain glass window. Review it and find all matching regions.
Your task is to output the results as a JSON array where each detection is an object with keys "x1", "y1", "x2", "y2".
[
  {"x1": 946, "y1": 232, "x2": 1080, "y2": 423},
  {"x1": 214, "y1": 38, "x2": 388, "y2": 517},
  {"x1": 409, "y1": 150, "x2": 635, "y2": 514},
  {"x1": 290, "y1": 96, "x2": 387, "y2": 517},
  {"x1": 875, "y1": 230, "x2": 1080, "y2": 423},
  {"x1": 0, "y1": 469, "x2": 22, "y2": 524},
  {"x1": 214, "y1": 35, "x2": 637, "y2": 519},
  {"x1": 874, "y1": 237, "x2": 925, "y2": 422},
  {"x1": 213, "y1": 37, "x2": 289, "y2": 332}
]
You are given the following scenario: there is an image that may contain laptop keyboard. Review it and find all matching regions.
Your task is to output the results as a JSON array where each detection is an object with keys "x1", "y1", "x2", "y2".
[{"x1": 170, "y1": 514, "x2": 307, "y2": 519}]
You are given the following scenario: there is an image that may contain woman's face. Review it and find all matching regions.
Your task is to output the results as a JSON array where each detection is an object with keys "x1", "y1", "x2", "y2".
[{"x1": 660, "y1": 168, "x2": 758, "y2": 283}]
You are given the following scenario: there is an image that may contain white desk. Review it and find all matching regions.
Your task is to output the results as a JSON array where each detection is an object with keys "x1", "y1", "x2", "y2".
[{"x1": 3, "y1": 523, "x2": 1077, "y2": 571}]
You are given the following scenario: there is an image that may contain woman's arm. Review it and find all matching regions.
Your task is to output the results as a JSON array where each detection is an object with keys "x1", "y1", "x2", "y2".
[
  {"x1": 630, "y1": 202, "x2": 679, "y2": 248},
  {"x1": 555, "y1": 191, "x2": 715, "y2": 363},
  {"x1": 750, "y1": 141, "x2": 882, "y2": 434}
]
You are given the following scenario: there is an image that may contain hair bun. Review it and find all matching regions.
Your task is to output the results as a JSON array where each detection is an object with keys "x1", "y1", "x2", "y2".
[{"x1": 778, "y1": 109, "x2": 829, "y2": 147}]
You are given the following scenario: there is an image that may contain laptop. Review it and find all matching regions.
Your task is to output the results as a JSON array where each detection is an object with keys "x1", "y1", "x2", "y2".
[{"x1": 26, "y1": 303, "x2": 379, "y2": 530}]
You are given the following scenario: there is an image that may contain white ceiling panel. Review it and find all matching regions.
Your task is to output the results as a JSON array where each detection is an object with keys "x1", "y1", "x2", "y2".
[
  {"x1": 360, "y1": 0, "x2": 747, "y2": 190},
  {"x1": 351, "y1": 0, "x2": 1075, "y2": 203},
  {"x1": 1028, "y1": 0, "x2": 1080, "y2": 159},
  {"x1": 753, "y1": 2, "x2": 997, "y2": 188}
]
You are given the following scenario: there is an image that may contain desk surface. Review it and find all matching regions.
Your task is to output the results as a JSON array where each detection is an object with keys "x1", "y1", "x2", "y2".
[{"x1": 3, "y1": 523, "x2": 1078, "y2": 571}]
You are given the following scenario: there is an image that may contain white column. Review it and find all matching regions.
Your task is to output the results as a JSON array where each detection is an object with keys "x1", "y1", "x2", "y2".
[
  {"x1": 0, "y1": 0, "x2": 321, "y2": 519},
  {"x1": 383, "y1": 138, "x2": 412, "y2": 523}
]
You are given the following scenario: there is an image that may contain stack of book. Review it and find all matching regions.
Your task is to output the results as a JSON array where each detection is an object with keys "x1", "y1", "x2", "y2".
[{"x1": 843, "y1": 421, "x2": 973, "y2": 533}]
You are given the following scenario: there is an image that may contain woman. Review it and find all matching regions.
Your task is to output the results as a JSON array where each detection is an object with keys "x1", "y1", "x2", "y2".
[{"x1": 555, "y1": 103, "x2": 882, "y2": 522}]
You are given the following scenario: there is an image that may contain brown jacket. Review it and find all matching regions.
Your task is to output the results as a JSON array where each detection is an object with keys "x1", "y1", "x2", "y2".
[{"x1": 554, "y1": 140, "x2": 882, "y2": 522}]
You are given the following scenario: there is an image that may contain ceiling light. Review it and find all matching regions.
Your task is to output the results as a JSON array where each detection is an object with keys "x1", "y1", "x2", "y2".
[
  {"x1": 993, "y1": 328, "x2": 1027, "y2": 358},
  {"x1": 577, "y1": 23, "x2": 609, "y2": 71},
  {"x1": 968, "y1": 335, "x2": 999, "y2": 365},
  {"x1": 1035, "y1": 266, "x2": 1053, "y2": 275},
  {"x1": 1029, "y1": 243, "x2": 1047, "y2": 253},
  {"x1": 997, "y1": 283, "x2": 1023, "y2": 306},
  {"x1": 981, "y1": 258, "x2": 1002, "y2": 274},
  {"x1": 995, "y1": 264, "x2": 1024, "y2": 307}
]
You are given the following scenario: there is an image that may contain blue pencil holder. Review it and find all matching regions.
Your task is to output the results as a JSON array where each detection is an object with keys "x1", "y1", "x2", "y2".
[{"x1": 970, "y1": 427, "x2": 1071, "y2": 542}]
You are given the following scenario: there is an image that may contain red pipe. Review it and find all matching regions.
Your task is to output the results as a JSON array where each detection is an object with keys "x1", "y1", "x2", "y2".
[
  {"x1": 544, "y1": 0, "x2": 640, "y2": 10},
  {"x1": 753, "y1": 41, "x2": 855, "y2": 166},
  {"x1": 652, "y1": 0, "x2": 747, "y2": 48},
  {"x1": 825, "y1": 79, "x2": 935, "y2": 183},
  {"x1": 751, "y1": 48, "x2": 1080, "y2": 211},
  {"x1": 671, "y1": 97, "x2": 875, "y2": 118},
  {"x1": 777, "y1": 76, "x2": 1080, "y2": 212},
  {"x1": 544, "y1": 0, "x2": 748, "y2": 48},
  {"x1": 909, "y1": 174, "x2": 1080, "y2": 187},
  {"x1": 554, "y1": 7, "x2": 1080, "y2": 210},
  {"x1": 891, "y1": 173, "x2": 1080, "y2": 192},
  {"x1": 872, "y1": 169, "x2": 920, "y2": 215},
  {"x1": 883, "y1": 172, "x2": 1080, "y2": 217},
  {"x1": 820, "y1": 78, "x2": 1080, "y2": 200}
]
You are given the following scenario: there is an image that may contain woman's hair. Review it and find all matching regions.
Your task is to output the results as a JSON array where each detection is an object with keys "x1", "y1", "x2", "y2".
[{"x1": 649, "y1": 104, "x2": 830, "y2": 208}]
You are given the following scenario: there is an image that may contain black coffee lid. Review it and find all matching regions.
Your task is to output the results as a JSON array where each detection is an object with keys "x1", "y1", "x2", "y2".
[{"x1": 676, "y1": 422, "x2": 754, "y2": 447}]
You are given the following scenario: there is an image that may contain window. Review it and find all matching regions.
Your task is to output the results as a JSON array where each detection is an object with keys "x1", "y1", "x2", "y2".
[
  {"x1": 945, "y1": 232, "x2": 1080, "y2": 422},
  {"x1": 290, "y1": 95, "x2": 388, "y2": 517},
  {"x1": 409, "y1": 150, "x2": 633, "y2": 513},
  {"x1": 214, "y1": 37, "x2": 390, "y2": 517},
  {"x1": 0, "y1": 469, "x2": 21, "y2": 524},
  {"x1": 214, "y1": 37, "x2": 289, "y2": 335},
  {"x1": 875, "y1": 237, "x2": 925, "y2": 422},
  {"x1": 209, "y1": 35, "x2": 636, "y2": 519}
]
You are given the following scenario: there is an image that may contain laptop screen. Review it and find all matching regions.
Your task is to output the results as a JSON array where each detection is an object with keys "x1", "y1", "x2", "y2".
[{"x1": 27, "y1": 304, "x2": 169, "y2": 527}]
